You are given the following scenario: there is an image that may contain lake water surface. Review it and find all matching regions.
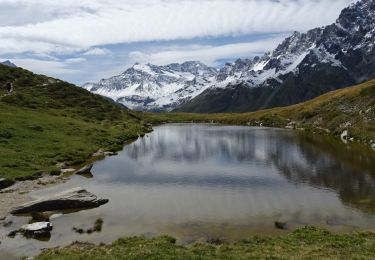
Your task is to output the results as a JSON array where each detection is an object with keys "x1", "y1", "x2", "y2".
[{"x1": 2, "y1": 124, "x2": 375, "y2": 258}]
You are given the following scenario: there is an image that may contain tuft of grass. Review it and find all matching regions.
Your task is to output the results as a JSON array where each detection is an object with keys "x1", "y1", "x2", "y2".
[{"x1": 35, "y1": 227, "x2": 375, "y2": 259}]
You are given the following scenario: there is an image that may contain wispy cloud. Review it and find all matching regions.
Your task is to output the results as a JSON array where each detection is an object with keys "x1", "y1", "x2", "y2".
[
  {"x1": 65, "y1": 57, "x2": 86, "y2": 64},
  {"x1": 83, "y1": 48, "x2": 112, "y2": 56},
  {"x1": 0, "y1": 0, "x2": 355, "y2": 54},
  {"x1": 128, "y1": 36, "x2": 286, "y2": 66},
  {"x1": 10, "y1": 58, "x2": 79, "y2": 76},
  {"x1": 0, "y1": 0, "x2": 357, "y2": 84}
]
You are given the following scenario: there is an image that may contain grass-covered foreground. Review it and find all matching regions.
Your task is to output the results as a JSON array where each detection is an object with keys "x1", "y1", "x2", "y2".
[
  {"x1": 36, "y1": 227, "x2": 375, "y2": 259},
  {"x1": 0, "y1": 64, "x2": 150, "y2": 181},
  {"x1": 144, "y1": 80, "x2": 375, "y2": 148}
]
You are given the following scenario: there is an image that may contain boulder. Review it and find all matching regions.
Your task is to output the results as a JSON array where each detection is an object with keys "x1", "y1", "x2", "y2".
[
  {"x1": 20, "y1": 222, "x2": 53, "y2": 238},
  {"x1": 75, "y1": 164, "x2": 93, "y2": 175},
  {"x1": 11, "y1": 187, "x2": 108, "y2": 214},
  {"x1": 92, "y1": 149, "x2": 104, "y2": 157},
  {"x1": 0, "y1": 178, "x2": 15, "y2": 190}
]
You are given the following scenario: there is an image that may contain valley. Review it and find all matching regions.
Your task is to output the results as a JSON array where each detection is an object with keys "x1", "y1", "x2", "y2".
[{"x1": 0, "y1": 0, "x2": 375, "y2": 259}]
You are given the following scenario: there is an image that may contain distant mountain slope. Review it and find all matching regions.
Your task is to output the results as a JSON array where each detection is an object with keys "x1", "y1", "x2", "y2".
[
  {"x1": 177, "y1": 0, "x2": 375, "y2": 112},
  {"x1": 1, "y1": 60, "x2": 17, "y2": 68},
  {"x1": 0, "y1": 64, "x2": 148, "y2": 181}
]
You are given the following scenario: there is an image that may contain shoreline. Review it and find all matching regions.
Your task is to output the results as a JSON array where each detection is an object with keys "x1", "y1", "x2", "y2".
[
  {"x1": 1, "y1": 122, "x2": 373, "y2": 221},
  {"x1": 0, "y1": 134, "x2": 146, "y2": 222}
]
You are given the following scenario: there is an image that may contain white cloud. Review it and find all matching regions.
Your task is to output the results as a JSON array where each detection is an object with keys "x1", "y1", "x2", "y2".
[
  {"x1": 0, "y1": 0, "x2": 358, "y2": 84},
  {"x1": 65, "y1": 57, "x2": 86, "y2": 64},
  {"x1": 0, "y1": 0, "x2": 355, "y2": 54},
  {"x1": 83, "y1": 48, "x2": 112, "y2": 56},
  {"x1": 128, "y1": 36, "x2": 286, "y2": 66},
  {"x1": 10, "y1": 58, "x2": 79, "y2": 76}
]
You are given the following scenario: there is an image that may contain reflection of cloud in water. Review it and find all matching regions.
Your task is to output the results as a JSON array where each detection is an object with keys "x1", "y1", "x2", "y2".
[{"x1": 93, "y1": 124, "x2": 375, "y2": 214}]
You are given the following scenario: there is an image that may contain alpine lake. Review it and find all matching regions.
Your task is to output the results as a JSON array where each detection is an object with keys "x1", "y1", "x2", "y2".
[{"x1": 1, "y1": 124, "x2": 375, "y2": 258}]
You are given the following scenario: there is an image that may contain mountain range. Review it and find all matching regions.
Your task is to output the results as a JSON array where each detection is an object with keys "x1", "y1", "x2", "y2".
[{"x1": 83, "y1": 0, "x2": 375, "y2": 113}]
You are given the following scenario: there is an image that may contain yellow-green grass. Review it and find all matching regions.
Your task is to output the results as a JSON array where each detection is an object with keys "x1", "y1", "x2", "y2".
[
  {"x1": 36, "y1": 226, "x2": 375, "y2": 260},
  {"x1": 0, "y1": 103, "x2": 146, "y2": 180}
]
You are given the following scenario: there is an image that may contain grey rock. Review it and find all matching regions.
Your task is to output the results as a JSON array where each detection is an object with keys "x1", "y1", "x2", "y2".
[
  {"x1": 75, "y1": 164, "x2": 93, "y2": 175},
  {"x1": 20, "y1": 222, "x2": 53, "y2": 238},
  {"x1": 0, "y1": 178, "x2": 14, "y2": 190},
  {"x1": 10, "y1": 187, "x2": 108, "y2": 214},
  {"x1": 340, "y1": 130, "x2": 348, "y2": 144}
]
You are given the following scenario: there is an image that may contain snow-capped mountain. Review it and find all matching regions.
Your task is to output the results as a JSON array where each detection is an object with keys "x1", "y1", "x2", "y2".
[
  {"x1": 83, "y1": 61, "x2": 218, "y2": 111},
  {"x1": 178, "y1": 0, "x2": 375, "y2": 112},
  {"x1": 211, "y1": 0, "x2": 375, "y2": 89},
  {"x1": 84, "y1": 0, "x2": 375, "y2": 113}
]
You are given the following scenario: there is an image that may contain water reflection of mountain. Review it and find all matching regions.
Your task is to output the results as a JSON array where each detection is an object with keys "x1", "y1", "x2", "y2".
[
  {"x1": 123, "y1": 125, "x2": 375, "y2": 213},
  {"x1": 125, "y1": 125, "x2": 295, "y2": 163},
  {"x1": 273, "y1": 134, "x2": 375, "y2": 213}
]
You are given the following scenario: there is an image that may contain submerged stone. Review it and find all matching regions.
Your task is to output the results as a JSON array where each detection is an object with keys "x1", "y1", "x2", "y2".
[{"x1": 274, "y1": 221, "x2": 288, "y2": 230}]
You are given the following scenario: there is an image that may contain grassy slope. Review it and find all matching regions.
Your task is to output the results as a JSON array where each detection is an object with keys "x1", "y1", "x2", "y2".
[
  {"x1": 144, "y1": 80, "x2": 375, "y2": 147},
  {"x1": 36, "y1": 227, "x2": 375, "y2": 259},
  {"x1": 0, "y1": 65, "x2": 149, "y2": 180}
]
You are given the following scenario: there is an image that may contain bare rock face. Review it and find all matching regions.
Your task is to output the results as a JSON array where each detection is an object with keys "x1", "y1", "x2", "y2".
[{"x1": 10, "y1": 187, "x2": 108, "y2": 214}]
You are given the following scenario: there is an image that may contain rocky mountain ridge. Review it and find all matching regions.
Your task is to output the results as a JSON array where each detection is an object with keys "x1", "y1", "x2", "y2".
[{"x1": 83, "y1": 0, "x2": 375, "y2": 112}]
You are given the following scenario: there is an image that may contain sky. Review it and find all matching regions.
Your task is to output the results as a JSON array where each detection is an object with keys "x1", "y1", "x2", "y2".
[{"x1": 0, "y1": 0, "x2": 356, "y2": 85}]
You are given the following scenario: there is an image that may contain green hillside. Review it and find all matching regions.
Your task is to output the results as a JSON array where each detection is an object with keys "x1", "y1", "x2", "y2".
[{"x1": 0, "y1": 64, "x2": 150, "y2": 181}]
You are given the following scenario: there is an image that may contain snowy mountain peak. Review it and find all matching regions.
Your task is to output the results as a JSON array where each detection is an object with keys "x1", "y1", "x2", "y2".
[
  {"x1": 83, "y1": 0, "x2": 375, "y2": 112},
  {"x1": 82, "y1": 61, "x2": 219, "y2": 111}
]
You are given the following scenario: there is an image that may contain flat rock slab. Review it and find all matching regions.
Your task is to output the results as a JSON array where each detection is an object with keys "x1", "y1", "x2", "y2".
[
  {"x1": 20, "y1": 222, "x2": 53, "y2": 239},
  {"x1": 21, "y1": 222, "x2": 52, "y2": 232},
  {"x1": 10, "y1": 187, "x2": 108, "y2": 214}
]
